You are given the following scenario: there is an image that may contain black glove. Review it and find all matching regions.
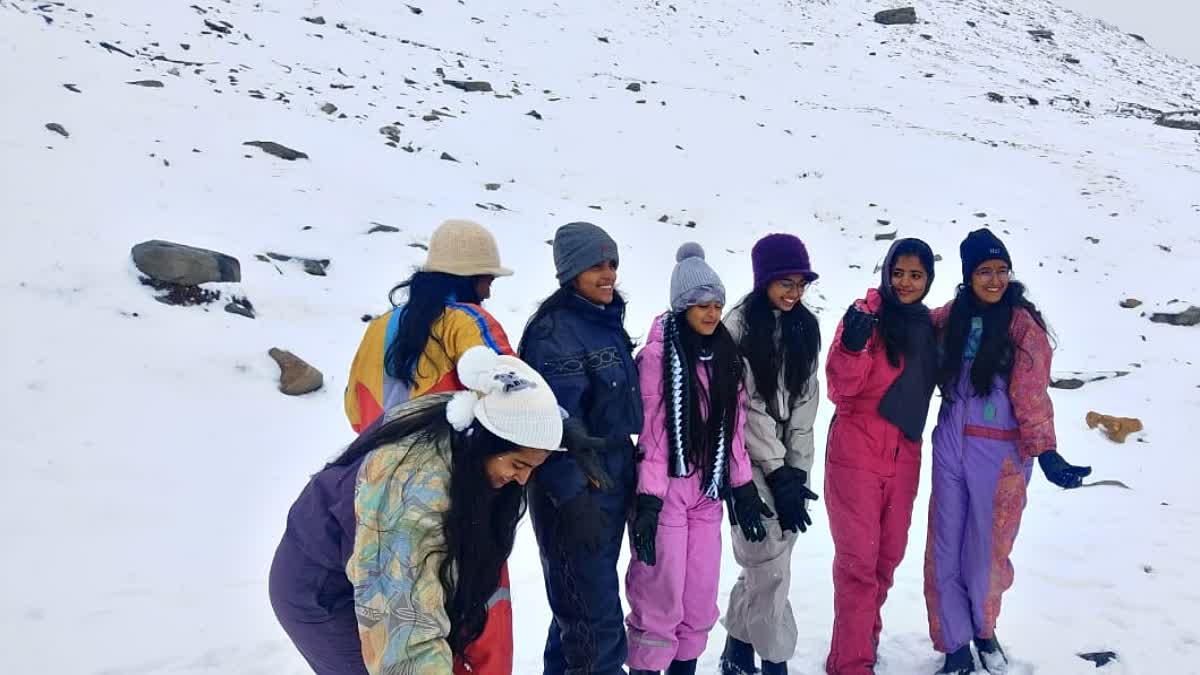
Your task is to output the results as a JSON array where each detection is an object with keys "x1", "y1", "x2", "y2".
[
  {"x1": 560, "y1": 417, "x2": 614, "y2": 492},
  {"x1": 631, "y1": 494, "x2": 663, "y2": 566},
  {"x1": 765, "y1": 466, "x2": 819, "y2": 534},
  {"x1": 729, "y1": 482, "x2": 774, "y2": 543},
  {"x1": 840, "y1": 305, "x2": 877, "y2": 352},
  {"x1": 557, "y1": 492, "x2": 609, "y2": 553},
  {"x1": 1038, "y1": 450, "x2": 1092, "y2": 489}
]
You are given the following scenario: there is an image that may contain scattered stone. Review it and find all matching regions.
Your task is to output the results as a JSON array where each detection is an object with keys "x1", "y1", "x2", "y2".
[
  {"x1": 444, "y1": 79, "x2": 493, "y2": 92},
  {"x1": 99, "y1": 41, "x2": 137, "y2": 57},
  {"x1": 1113, "y1": 101, "x2": 1163, "y2": 120},
  {"x1": 986, "y1": 92, "x2": 1004, "y2": 103},
  {"x1": 1028, "y1": 29, "x2": 1054, "y2": 41},
  {"x1": 475, "y1": 202, "x2": 507, "y2": 211},
  {"x1": 1149, "y1": 305, "x2": 1200, "y2": 326},
  {"x1": 875, "y1": 231, "x2": 898, "y2": 241},
  {"x1": 264, "y1": 252, "x2": 330, "y2": 276},
  {"x1": 367, "y1": 223, "x2": 400, "y2": 234},
  {"x1": 302, "y1": 15, "x2": 326, "y2": 25},
  {"x1": 1128, "y1": 33, "x2": 1145, "y2": 42},
  {"x1": 974, "y1": 212, "x2": 988, "y2": 217},
  {"x1": 140, "y1": 277, "x2": 221, "y2": 306},
  {"x1": 45, "y1": 122, "x2": 69, "y2": 138},
  {"x1": 127, "y1": 80, "x2": 164, "y2": 87},
  {"x1": 132, "y1": 239, "x2": 241, "y2": 285},
  {"x1": 1078, "y1": 651, "x2": 1118, "y2": 667},
  {"x1": 1120, "y1": 298, "x2": 1142, "y2": 309},
  {"x1": 440, "y1": 152, "x2": 459, "y2": 162},
  {"x1": 1086, "y1": 236, "x2": 1100, "y2": 244},
  {"x1": 268, "y1": 348, "x2": 324, "y2": 396},
  {"x1": 597, "y1": 36, "x2": 611, "y2": 43},
  {"x1": 874, "y1": 7, "x2": 917, "y2": 25},
  {"x1": 1089, "y1": 410, "x2": 1142, "y2": 441},
  {"x1": 1155, "y1": 110, "x2": 1200, "y2": 131},
  {"x1": 684, "y1": 221, "x2": 697, "y2": 228},
  {"x1": 484, "y1": 183, "x2": 502, "y2": 191},
  {"x1": 1064, "y1": 54, "x2": 1081, "y2": 65},
  {"x1": 63, "y1": 83, "x2": 81, "y2": 93},
  {"x1": 876, "y1": 219, "x2": 891, "y2": 226},
  {"x1": 225, "y1": 296, "x2": 255, "y2": 319},
  {"x1": 408, "y1": 242, "x2": 430, "y2": 251},
  {"x1": 203, "y1": 19, "x2": 232, "y2": 34},
  {"x1": 407, "y1": 4, "x2": 423, "y2": 14},
  {"x1": 658, "y1": 215, "x2": 669, "y2": 223},
  {"x1": 379, "y1": 125, "x2": 402, "y2": 142},
  {"x1": 1049, "y1": 378, "x2": 1085, "y2": 390},
  {"x1": 626, "y1": 82, "x2": 642, "y2": 92},
  {"x1": 243, "y1": 141, "x2": 309, "y2": 160},
  {"x1": 320, "y1": 102, "x2": 338, "y2": 114},
  {"x1": 1158, "y1": 244, "x2": 1172, "y2": 253},
  {"x1": 526, "y1": 109, "x2": 543, "y2": 120}
]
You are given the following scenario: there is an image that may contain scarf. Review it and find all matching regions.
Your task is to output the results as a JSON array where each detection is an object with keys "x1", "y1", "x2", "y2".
[{"x1": 662, "y1": 312, "x2": 728, "y2": 499}]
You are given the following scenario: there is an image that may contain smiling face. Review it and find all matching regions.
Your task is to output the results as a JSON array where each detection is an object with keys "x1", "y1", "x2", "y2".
[
  {"x1": 685, "y1": 302, "x2": 723, "y2": 335},
  {"x1": 970, "y1": 259, "x2": 1011, "y2": 305},
  {"x1": 766, "y1": 275, "x2": 809, "y2": 312},
  {"x1": 889, "y1": 254, "x2": 929, "y2": 305},
  {"x1": 484, "y1": 447, "x2": 551, "y2": 489},
  {"x1": 572, "y1": 259, "x2": 618, "y2": 305}
]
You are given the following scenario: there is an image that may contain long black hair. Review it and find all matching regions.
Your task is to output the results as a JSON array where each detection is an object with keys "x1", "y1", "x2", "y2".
[
  {"x1": 939, "y1": 280, "x2": 1052, "y2": 400},
  {"x1": 876, "y1": 238, "x2": 936, "y2": 368},
  {"x1": 732, "y1": 289, "x2": 820, "y2": 420},
  {"x1": 665, "y1": 311, "x2": 742, "y2": 476},
  {"x1": 517, "y1": 285, "x2": 635, "y2": 356},
  {"x1": 385, "y1": 272, "x2": 483, "y2": 385},
  {"x1": 327, "y1": 395, "x2": 525, "y2": 663}
]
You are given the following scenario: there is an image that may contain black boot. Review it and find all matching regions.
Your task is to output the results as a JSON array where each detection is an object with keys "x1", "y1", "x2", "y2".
[
  {"x1": 667, "y1": 659, "x2": 698, "y2": 675},
  {"x1": 720, "y1": 635, "x2": 756, "y2": 674},
  {"x1": 973, "y1": 635, "x2": 1007, "y2": 674},
  {"x1": 761, "y1": 658, "x2": 788, "y2": 674},
  {"x1": 938, "y1": 644, "x2": 977, "y2": 674}
]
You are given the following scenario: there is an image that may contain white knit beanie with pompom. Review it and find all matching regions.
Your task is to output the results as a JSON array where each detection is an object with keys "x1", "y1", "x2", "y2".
[
  {"x1": 445, "y1": 346, "x2": 564, "y2": 451},
  {"x1": 669, "y1": 242, "x2": 726, "y2": 312}
]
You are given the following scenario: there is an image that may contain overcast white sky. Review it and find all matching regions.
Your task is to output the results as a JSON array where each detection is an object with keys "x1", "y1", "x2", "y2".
[{"x1": 1052, "y1": 0, "x2": 1200, "y2": 65}]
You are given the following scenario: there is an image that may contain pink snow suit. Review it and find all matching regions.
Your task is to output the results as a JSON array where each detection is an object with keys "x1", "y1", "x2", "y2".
[
  {"x1": 923, "y1": 304, "x2": 1056, "y2": 653},
  {"x1": 625, "y1": 314, "x2": 754, "y2": 671},
  {"x1": 824, "y1": 289, "x2": 924, "y2": 675}
]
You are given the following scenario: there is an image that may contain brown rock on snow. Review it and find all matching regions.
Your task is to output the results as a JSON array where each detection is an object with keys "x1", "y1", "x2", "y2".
[{"x1": 268, "y1": 348, "x2": 324, "y2": 395}]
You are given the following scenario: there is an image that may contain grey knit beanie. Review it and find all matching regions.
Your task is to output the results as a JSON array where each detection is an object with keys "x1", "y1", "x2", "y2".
[
  {"x1": 553, "y1": 222, "x2": 619, "y2": 286},
  {"x1": 669, "y1": 242, "x2": 725, "y2": 312}
]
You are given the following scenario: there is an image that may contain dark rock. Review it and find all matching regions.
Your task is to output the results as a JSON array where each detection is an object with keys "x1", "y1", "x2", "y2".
[
  {"x1": 1155, "y1": 110, "x2": 1200, "y2": 131},
  {"x1": 444, "y1": 79, "x2": 493, "y2": 92},
  {"x1": 658, "y1": 215, "x2": 669, "y2": 223},
  {"x1": 243, "y1": 141, "x2": 308, "y2": 160},
  {"x1": 1150, "y1": 306, "x2": 1200, "y2": 326},
  {"x1": 440, "y1": 152, "x2": 459, "y2": 162},
  {"x1": 986, "y1": 92, "x2": 1004, "y2": 103},
  {"x1": 875, "y1": 231, "x2": 897, "y2": 241},
  {"x1": 268, "y1": 348, "x2": 323, "y2": 395},
  {"x1": 45, "y1": 122, "x2": 69, "y2": 138},
  {"x1": 224, "y1": 296, "x2": 255, "y2": 318},
  {"x1": 140, "y1": 277, "x2": 222, "y2": 306},
  {"x1": 1120, "y1": 298, "x2": 1142, "y2": 309},
  {"x1": 526, "y1": 109, "x2": 543, "y2": 120},
  {"x1": 302, "y1": 15, "x2": 326, "y2": 25},
  {"x1": 407, "y1": 4, "x2": 423, "y2": 14},
  {"x1": 475, "y1": 202, "x2": 507, "y2": 212},
  {"x1": 1028, "y1": 29, "x2": 1054, "y2": 40},
  {"x1": 63, "y1": 83, "x2": 81, "y2": 93},
  {"x1": 203, "y1": 19, "x2": 232, "y2": 34},
  {"x1": 1050, "y1": 378, "x2": 1085, "y2": 390},
  {"x1": 874, "y1": 7, "x2": 917, "y2": 25},
  {"x1": 379, "y1": 125, "x2": 402, "y2": 142},
  {"x1": 627, "y1": 82, "x2": 642, "y2": 92},
  {"x1": 1078, "y1": 652, "x2": 1118, "y2": 667},
  {"x1": 367, "y1": 223, "x2": 400, "y2": 234},
  {"x1": 264, "y1": 252, "x2": 329, "y2": 276},
  {"x1": 1113, "y1": 101, "x2": 1162, "y2": 120},
  {"x1": 597, "y1": 36, "x2": 611, "y2": 43},
  {"x1": 408, "y1": 242, "x2": 430, "y2": 251},
  {"x1": 127, "y1": 80, "x2": 164, "y2": 87},
  {"x1": 132, "y1": 239, "x2": 241, "y2": 285},
  {"x1": 484, "y1": 183, "x2": 502, "y2": 191},
  {"x1": 877, "y1": 219, "x2": 891, "y2": 226},
  {"x1": 1064, "y1": 54, "x2": 1080, "y2": 65},
  {"x1": 974, "y1": 212, "x2": 988, "y2": 217},
  {"x1": 1128, "y1": 33, "x2": 1145, "y2": 42},
  {"x1": 1086, "y1": 236, "x2": 1100, "y2": 244},
  {"x1": 320, "y1": 102, "x2": 338, "y2": 114}
]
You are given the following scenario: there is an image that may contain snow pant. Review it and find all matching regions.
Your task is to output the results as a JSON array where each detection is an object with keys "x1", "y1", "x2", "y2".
[
  {"x1": 723, "y1": 512, "x2": 799, "y2": 663},
  {"x1": 530, "y1": 446, "x2": 635, "y2": 675},
  {"x1": 824, "y1": 458, "x2": 920, "y2": 675},
  {"x1": 924, "y1": 412, "x2": 1033, "y2": 653},
  {"x1": 269, "y1": 536, "x2": 368, "y2": 675},
  {"x1": 625, "y1": 474, "x2": 725, "y2": 670}
]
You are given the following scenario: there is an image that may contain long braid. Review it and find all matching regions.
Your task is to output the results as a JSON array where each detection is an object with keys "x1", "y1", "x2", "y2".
[{"x1": 662, "y1": 312, "x2": 691, "y2": 477}]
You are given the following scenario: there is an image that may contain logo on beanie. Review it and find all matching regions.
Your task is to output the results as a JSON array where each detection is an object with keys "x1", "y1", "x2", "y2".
[
  {"x1": 988, "y1": 247, "x2": 1004, "y2": 255},
  {"x1": 495, "y1": 371, "x2": 538, "y2": 393}
]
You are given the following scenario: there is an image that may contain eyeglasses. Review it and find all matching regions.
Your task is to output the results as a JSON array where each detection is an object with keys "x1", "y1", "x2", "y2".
[
  {"x1": 973, "y1": 268, "x2": 1012, "y2": 282},
  {"x1": 773, "y1": 279, "x2": 808, "y2": 295}
]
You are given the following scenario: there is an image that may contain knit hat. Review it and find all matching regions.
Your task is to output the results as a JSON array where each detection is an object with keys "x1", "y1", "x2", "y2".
[
  {"x1": 445, "y1": 347, "x2": 564, "y2": 451},
  {"x1": 959, "y1": 228, "x2": 1012, "y2": 285},
  {"x1": 553, "y1": 222, "x2": 619, "y2": 285},
  {"x1": 669, "y1": 242, "x2": 726, "y2": 312},
  {"x1": 421, "y1": 219, "x2": 513, "y2": 278},
  {"x1": 751, "y1": 233, "x2": 819, "y2": 289},
  {"x1": 879, "y1": 238, "x2": 936, "y2": 305}
]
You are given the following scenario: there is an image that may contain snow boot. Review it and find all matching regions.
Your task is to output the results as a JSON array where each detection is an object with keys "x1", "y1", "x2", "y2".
[
  {"x1": 667, "y1": 659, "x2": 698, "y2": 675},
  {"x1": 761, "y1": 659, "x2": 788, "y2": 674},
  {"x1": 720, "y1": 636, "x2": 757, "y2": 675},
  {"x1": 938, "y1": 644, "x2": 977, "y2": 674},
  {"x1": 974, "y1": 636, "x2": 1008, "y2": 674}
]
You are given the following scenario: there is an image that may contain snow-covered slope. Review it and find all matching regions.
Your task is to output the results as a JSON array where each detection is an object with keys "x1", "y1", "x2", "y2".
[{"x1": 2, "y1": 0, "x2": 1198, "y2": 672}]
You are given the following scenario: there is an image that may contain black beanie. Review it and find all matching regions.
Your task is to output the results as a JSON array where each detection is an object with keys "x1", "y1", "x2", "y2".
[{"x1": 960, "y1": 228, "x2": 1012, "y2": 284}]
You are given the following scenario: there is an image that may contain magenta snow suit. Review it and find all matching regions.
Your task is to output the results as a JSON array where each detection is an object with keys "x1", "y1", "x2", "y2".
[
  {"x1": 923, "y1": 304, "x2": 1056, "y2": 653},
  {"x1": 625, "y1": 313, "x2": 754, "y2": 671}
]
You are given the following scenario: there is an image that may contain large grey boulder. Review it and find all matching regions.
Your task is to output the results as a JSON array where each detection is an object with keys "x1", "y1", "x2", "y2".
[{"x1": 132, "y1": 240, "x2": 241, "y2": 285}]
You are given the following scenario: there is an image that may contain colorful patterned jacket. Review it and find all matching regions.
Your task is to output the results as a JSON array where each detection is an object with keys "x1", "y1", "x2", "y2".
[{"x1": 344, "y1": 303, "x2": 513, "y2": 433}]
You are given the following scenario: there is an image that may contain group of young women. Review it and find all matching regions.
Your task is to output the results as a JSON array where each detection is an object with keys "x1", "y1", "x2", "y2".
[{"x1": 267, "y1": 219, "x2": 1092, "y2": 675}]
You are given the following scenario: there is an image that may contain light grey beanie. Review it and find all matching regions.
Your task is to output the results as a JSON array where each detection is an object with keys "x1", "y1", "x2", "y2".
[
  {"x1": 669, "y1": 242, "x2": 725, "y2": 312},
  {"x1": 553, "y1": 222, "x2": 619, "y2": 286}
]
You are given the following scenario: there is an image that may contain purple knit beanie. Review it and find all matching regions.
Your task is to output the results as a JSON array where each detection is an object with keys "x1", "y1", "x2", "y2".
[{"x1": 751, "y1": 233, "x2": 819, "y2": 290}]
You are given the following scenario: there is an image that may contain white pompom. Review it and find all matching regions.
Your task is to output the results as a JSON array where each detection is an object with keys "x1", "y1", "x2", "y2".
[
  {"x1": 445, "y1": 391, "x2": 478, "y2": 431},
  {"x1": 456, "y1": 345, "x2": 498, "y2": 391},
  {"x1": 676, "y1": 241, "x2": 705, "y2": 262}
]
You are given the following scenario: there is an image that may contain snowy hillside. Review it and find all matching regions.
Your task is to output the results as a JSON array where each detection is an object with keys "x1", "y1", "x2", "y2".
[{"x1": 2, "y1": 0, "x2": 1199, "y2": 672}]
